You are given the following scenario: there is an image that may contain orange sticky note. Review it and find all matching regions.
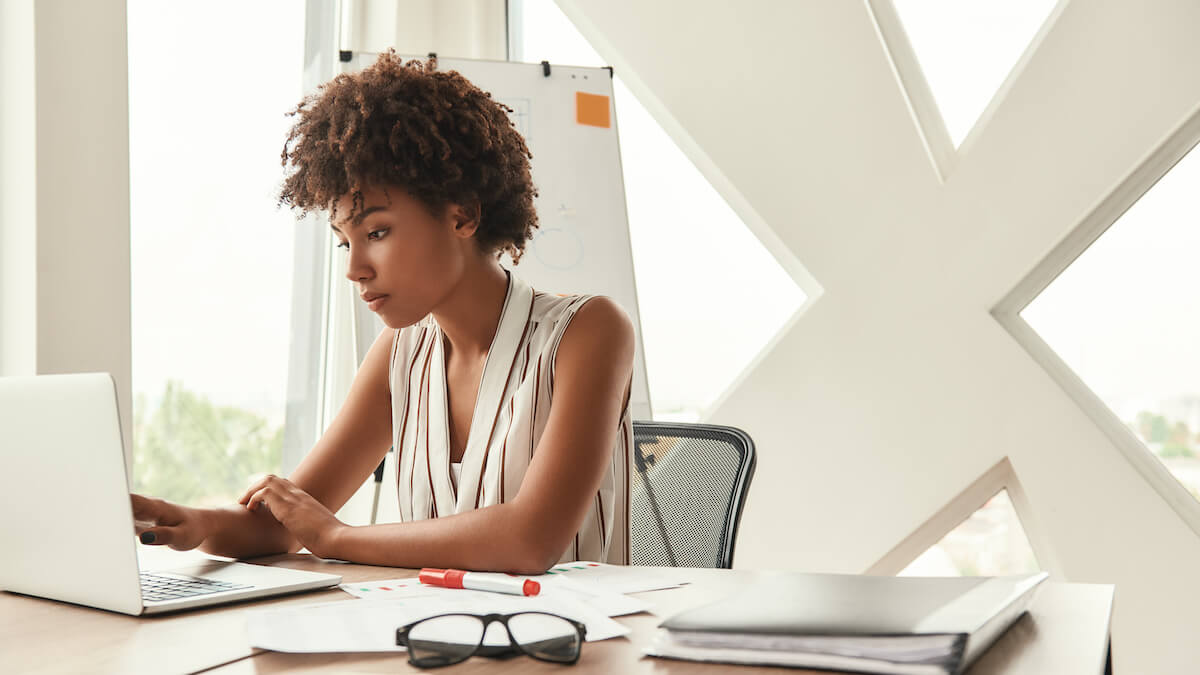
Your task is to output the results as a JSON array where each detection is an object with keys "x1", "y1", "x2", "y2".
[{"x1": 576, "y1": 92, "x2": 611, "y2": 128}]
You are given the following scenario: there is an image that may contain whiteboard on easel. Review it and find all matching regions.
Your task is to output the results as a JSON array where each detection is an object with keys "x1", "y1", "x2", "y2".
[{"x1": 344, "y1": 52, "x2": 652, "y2": 420}]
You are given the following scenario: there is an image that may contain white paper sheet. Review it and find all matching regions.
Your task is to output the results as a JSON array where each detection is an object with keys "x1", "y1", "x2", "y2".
[
  {"x1": 538, "y1": 575, "x2": 651, "y2": 616},
  {"x1": 246, "y1": 591, "x2": 629, "y2": 653},
  {"x1": 534, "y1": 561, "x2": 689, "y2": 594},
  {"x1": 338, "y1": 577, "x2": 425, "y2": 598},
  {"x1": 338, "y1": 575, "x2": 650, "y2": 617}
]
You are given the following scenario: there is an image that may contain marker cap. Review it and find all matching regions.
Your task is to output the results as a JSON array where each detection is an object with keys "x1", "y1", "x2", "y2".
[{"x1": 418, "y1": 568, "x2": 466, "y2": 588}]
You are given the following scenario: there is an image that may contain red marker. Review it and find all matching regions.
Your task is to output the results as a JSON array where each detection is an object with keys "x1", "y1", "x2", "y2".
[{"x1": 419, "y1": 568, "x2": 541, "y2": 597}]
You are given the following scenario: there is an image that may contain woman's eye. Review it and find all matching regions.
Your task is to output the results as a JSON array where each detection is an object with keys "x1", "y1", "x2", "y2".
[{"x1": 335, "y1": 228, "x2": 386, "y2": 251}]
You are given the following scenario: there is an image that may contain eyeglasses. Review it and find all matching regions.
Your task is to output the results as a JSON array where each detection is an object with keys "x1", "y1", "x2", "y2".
[{"x1": 395, "y1": 611, "x2": 587, "y2": 668}]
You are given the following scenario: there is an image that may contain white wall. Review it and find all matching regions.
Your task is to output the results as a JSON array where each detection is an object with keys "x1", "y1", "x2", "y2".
[
  {"x1": 557, "y1": 0, "x2": 1200, "y2": 671},
  {"x1": 0, "y1": 0, "x2": 132, "y2": 469}
]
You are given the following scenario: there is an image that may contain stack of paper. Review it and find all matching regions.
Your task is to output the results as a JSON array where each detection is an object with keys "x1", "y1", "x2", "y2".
[
  {"x1": 246, "y1": 589, "x2": 627, "y2": 653},
  {"x1": 247, "y1": 562, "x2": 692, "y2": 654},
  {"x1": 649, "y1": 572, "x2": 1048, "y2": 675}
]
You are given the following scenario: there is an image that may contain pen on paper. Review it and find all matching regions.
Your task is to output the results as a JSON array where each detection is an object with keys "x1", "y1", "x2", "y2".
[{"x1": 419, "y1": 568, "x2": 541, "y2": 597}]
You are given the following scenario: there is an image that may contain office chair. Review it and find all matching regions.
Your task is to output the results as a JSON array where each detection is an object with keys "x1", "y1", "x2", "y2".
[
  {"x1": 631, "y1": 421, "x2": 757, "y2": 569},
  {"x1": 368, "y1": 422, "x2": 757, "y2": 569}
]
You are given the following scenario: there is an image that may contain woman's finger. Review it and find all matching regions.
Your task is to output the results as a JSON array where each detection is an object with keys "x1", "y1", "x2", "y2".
[
  {"x1": 130, "y1": 493, "x2": 160, "y2": 520},
  {"x1": 246, "y1": 486, "x2": 276, "y2": 513},
  {"x1": 131, "y1": 494, "x2": 184, "y2": 526},
  {"x1": 238, "y1": 478, "x2": 266, "y2": 505},
  {"x1": 239, "y1": 474, "x2": 286, "y2": 506},
  {"x1": 137, "y1": 525, "x2": 177, "y2": 547}
]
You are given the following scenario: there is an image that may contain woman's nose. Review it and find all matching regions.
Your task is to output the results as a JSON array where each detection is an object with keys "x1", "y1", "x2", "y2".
[{"x1": 344, "y1": 247, "x2": 372, "y2": 282}]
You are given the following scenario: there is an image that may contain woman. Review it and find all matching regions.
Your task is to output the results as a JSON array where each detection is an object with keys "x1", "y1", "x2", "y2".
[{"x1": 131, "y1": 53, "x2": 635, "y2": 574}]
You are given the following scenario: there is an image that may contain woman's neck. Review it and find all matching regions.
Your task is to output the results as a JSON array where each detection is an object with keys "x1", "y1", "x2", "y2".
[{"x1": 431, "y1": 258, "x2": 510, "y2": 362}]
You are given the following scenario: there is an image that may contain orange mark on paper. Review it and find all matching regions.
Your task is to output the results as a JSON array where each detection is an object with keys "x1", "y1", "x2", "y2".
[{"x1": 576, "y1": 92, "x2": 611, "y2": 128}]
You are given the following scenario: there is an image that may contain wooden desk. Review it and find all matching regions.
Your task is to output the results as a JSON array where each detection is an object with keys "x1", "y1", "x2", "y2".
[{"x1": 0, "y1": 553, "x2": 1113, "y2": 675}]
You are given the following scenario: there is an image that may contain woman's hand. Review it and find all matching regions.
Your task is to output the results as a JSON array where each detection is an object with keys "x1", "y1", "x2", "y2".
[
  {"x1": 130, "y1": 494, "x2": 211, "y2": 551},
  {"x1": 238, "y1": 475, "x2": 347, "y2": 559}
]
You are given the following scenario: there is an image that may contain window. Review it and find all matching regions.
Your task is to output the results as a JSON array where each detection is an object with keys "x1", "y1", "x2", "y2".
[
  {"x1": 900, "y1": 490, "x2": 1040, "y2": 576},
  {"x1": 1023, "y1": 142, "x2": 1200, "y2": 501},
  {"x1": 128, "y1": 2, "x2": 306, "y2": 506},
  {"x1": 889, "y1": 0, "x2": 1059, "y2": 147}
]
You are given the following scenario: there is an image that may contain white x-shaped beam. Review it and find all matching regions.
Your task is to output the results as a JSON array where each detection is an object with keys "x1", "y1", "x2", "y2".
[{"x1": 559, "y1": 0, "x2": 1200, "y2": 669}]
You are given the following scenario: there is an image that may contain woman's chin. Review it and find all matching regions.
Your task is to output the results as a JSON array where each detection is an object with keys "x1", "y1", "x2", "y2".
[{"x1": 379, "y1": 310, "x2": 424, "y2": 330}]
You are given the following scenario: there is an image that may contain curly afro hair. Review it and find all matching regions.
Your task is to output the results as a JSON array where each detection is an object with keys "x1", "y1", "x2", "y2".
[{"x1": 279, "y1": 51, "x2": 539, "y2": 262}]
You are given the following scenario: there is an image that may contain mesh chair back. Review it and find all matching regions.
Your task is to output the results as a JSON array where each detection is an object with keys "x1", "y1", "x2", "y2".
[{"x1": 630, "y1": 421, "x2": 756, "y2": 569}]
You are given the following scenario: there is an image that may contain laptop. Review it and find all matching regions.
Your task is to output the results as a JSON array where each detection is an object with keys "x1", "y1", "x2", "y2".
[{"x1": 0, "y1": 372, "x2": 342, "y2": 615}]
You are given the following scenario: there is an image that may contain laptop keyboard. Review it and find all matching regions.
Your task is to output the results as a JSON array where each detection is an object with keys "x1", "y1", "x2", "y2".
[{"x1": 139, "y1": 572, "x2": 253, "y2": 602}]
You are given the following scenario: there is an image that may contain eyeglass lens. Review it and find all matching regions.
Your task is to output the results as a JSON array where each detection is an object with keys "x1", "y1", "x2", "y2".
[
  {"x1": 406, "y1": 614, "x2": 486, "y2": 667},
  {"x1": 507, "y1": 612, "x2": 582, "y2": 663}
]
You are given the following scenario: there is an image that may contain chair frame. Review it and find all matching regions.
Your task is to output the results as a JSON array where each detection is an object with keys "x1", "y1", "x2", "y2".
[{"x1": 631, "y1": 420, "x2": 757, "y2": 569}]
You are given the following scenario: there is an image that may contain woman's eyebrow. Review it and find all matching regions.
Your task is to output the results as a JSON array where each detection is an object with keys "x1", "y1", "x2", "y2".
[{"x1": 330, "y1": 206, "x2": 386, "y2": 233}]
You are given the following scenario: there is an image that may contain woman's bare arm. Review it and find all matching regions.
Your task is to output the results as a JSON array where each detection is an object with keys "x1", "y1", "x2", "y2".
[
  {"x1": 194, "y1": 503, "x2": 296, "y2": 558},
  {"x1": 197, "y1": 326, "x2": 397, "y2": 558},
  {"x1": 324, "y1": 297, "x2": 635, "y2": 573}
]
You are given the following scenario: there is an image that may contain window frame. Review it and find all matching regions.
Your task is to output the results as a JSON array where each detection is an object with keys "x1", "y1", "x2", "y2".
[{"x1": 993, "y1": 104, "x2": 1200, "y2": 540}]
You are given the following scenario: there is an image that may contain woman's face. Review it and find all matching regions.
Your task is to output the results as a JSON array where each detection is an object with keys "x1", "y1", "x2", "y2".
[{"x1": 331, "y1": 185, "x2": 479, "y2": 328}]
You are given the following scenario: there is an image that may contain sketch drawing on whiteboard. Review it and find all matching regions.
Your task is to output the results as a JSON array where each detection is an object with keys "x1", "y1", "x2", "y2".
[{"x1": 531, "y1": 227, "x2": 585, "y2": 271}]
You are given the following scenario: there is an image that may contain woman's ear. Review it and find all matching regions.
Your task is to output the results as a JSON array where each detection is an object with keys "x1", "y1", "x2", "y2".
[{"x1": 449, "y1": 201, "x2": 482, "y2": 239}]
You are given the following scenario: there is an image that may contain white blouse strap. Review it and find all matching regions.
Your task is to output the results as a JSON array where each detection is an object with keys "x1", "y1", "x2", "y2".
[{"x1": 454, "y1": 271, "x2": 536, "y2": 512}]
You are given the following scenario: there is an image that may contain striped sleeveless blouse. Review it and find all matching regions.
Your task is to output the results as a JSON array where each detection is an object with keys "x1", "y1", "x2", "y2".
[{"x1": 388, "y1": 271, "x2": 632, "y2": 565}]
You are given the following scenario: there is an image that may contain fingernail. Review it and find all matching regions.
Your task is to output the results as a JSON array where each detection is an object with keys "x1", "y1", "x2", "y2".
[{"x1": 140, "y1": 532, "x2": 156, "y2": 544}]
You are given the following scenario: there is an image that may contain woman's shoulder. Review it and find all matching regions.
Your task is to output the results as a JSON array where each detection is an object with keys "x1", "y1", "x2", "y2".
[
  {"x1": 546, "y1": 294, "x2": 635, "y2": 393},
  {"x1": 531, "y1": 288, "x2": 582, "y2": 317},
  {"x1": 557, "y1": 295, "x2": 632, "y2": 340},
  {"x1": 530, "y1": 288, "x2": 625, "y2": 322},
  {"x1": 535, "y1": 291, "x2": 633, "y2": 354}
]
